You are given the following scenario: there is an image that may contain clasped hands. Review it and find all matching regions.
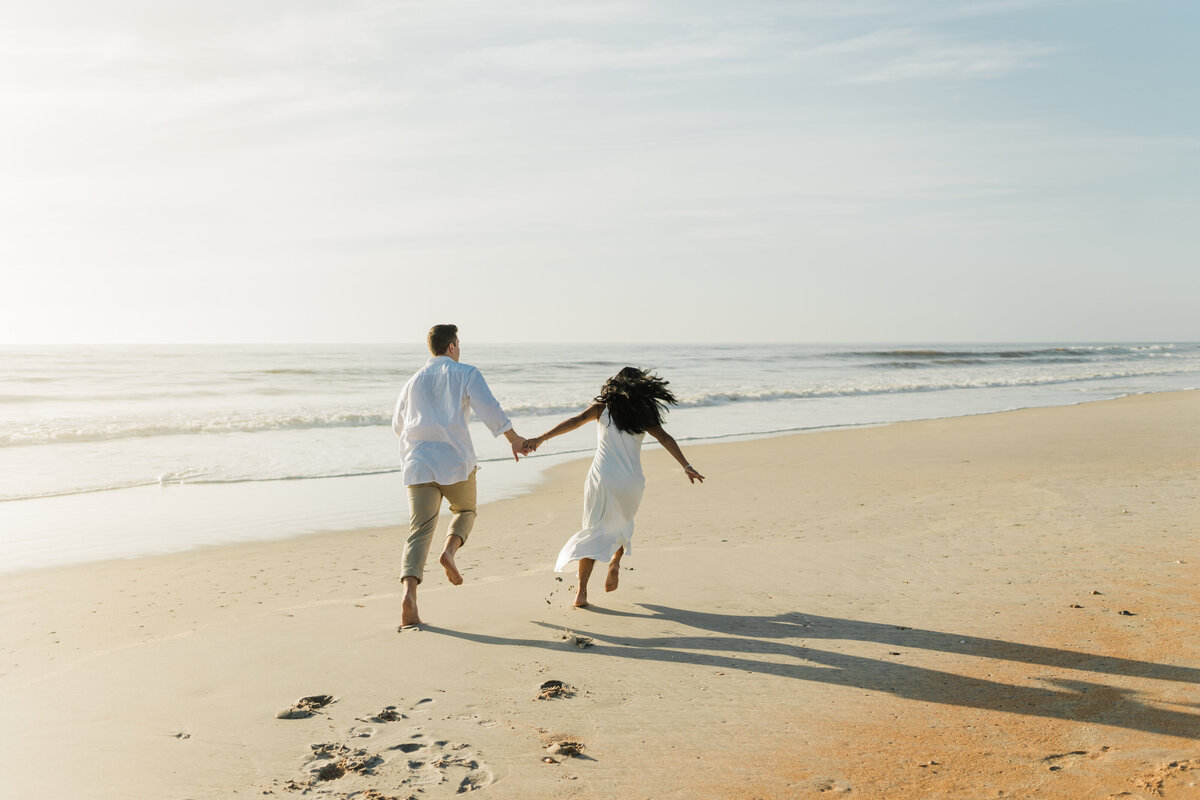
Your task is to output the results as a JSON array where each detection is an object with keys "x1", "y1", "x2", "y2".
[{"x1": 509, "y1": 434, "x2": 545, "y2": 460}]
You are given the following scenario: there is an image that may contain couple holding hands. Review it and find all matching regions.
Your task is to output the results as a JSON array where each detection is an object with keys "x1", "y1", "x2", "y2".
[{"x1": 391, "y1": 324, "x2": 704, "y2": 628}]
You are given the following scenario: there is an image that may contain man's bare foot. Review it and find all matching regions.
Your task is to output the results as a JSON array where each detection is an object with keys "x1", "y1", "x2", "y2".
[
  {"x1": 605, "y1": 561, "x2": 621, "y2": 592},
  {"x1": 401, "y1": 593, "x2": 423, "y2": 627},
  {"x1": 439, "y1": 550, "x2": 463, "y2": 585}
]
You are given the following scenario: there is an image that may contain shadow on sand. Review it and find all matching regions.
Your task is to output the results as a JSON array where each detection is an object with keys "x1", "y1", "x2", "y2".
[{"x1": 433, "y1": 604, "x2": 1200, "y2": 739}]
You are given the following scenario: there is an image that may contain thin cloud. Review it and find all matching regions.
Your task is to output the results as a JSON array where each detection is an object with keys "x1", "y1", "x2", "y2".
[
  {"x1": 817, "y1": 27, "x2": 928, "y2": 54},
  {"x1": 941, "y1": 0, "x2": 1114, "y2": 18},
  {"x1": 847, "y1": 42, "x2": 1056, "y2": 82},
  {"x1": 462, "y1": 36, "x2": 759, "y2": 75},
  {"x1": 821, "y1": 28, "x2": 1058, "y2": 83}
]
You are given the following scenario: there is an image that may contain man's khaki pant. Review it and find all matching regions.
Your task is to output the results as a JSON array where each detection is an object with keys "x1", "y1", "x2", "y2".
[{"x1": 402, "y1": 470, "x2": 477, "y2": 583}]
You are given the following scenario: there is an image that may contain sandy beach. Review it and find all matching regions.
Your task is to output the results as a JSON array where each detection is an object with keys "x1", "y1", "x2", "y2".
[{"x1": 1, "y1": 390, "x2": 1198, "y2": 799}]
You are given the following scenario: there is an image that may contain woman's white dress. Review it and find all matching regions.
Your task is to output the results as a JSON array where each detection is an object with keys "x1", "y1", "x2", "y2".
[{"x1": 554, "y1": 407, "x2": 646, "y2": 572}]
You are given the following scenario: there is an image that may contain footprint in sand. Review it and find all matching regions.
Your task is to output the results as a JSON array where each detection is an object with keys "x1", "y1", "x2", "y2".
[
  {"x1": 315, "y1": 761, "x2": 346, "y2": 781},
  {"x1": 816, "y1": 778, "x2": 853, "y2": 793},
  {"x1": 310, "y1": 742, "x2": 350, "y2": 759},
  {"x1": 405, "y1": 739, "x2": 493, "y2": 792},
  {"x1": 1043, "y1": 750, "x2": 1088, "y2": 771},
  {"x1": 276, "y1": 694, "x2": 335, "y2": 720},
  {"x1": 451, "y1": 758, "x2": 494, "y2": 793},
  {"x1": 546, "y1": 740, "x2": 586, "y2": 758},
  {"x1": 270, "y1": 702, "x2": 493, "y2": 798},
  {"x1": 305, "y1": 743, "x2": 384, "y2": 783},
  {"x1": 1136, "y1": 758, "x2": 1200, "y2": 795},
  {"x1": 356, "y1": 705, "x2": 406, "y2": 724},
  {"x1": 1043, "y1": 746, "x2": 1111, "y2": 772},
  {"x1": 557, "y1": 631, "x2": 593, "y2": 649},
  {"x1": 276, "y1": 707, "x2": 313, "y2": 720},
  {"x1": 536, "y1": 680, "x2": 576, "y2": 700}
]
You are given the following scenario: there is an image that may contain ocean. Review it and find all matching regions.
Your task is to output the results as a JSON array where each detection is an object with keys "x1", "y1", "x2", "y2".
[{"x1": 2, "y1": 342, "x2": 1197, "y2": 571}]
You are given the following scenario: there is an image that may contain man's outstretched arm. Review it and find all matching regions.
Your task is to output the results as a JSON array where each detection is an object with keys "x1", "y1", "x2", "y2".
[{"x1": 465, "y1": 368, "x2": 526, "y2": 457}]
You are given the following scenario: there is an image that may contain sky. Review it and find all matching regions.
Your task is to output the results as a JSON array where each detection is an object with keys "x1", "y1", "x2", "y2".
[{"x1": 1, "y1": 0, "x2": 1197, "y2": 344}]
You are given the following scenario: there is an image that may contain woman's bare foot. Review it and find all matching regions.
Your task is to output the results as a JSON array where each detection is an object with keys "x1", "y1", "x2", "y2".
[
  {"x1": 439, "y1": 550, "x2": 463, "y2": 585},
  {"x1": 575, "y1": 559, "x2": 595, "y2": 608},
  {"x1": 605, "y1": 561, "x2": 621, "y2": 592}
]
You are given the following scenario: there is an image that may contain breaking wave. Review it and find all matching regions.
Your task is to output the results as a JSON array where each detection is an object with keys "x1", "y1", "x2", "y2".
[{"x1": 5, "y1": 361, "x2": 1198, "y2": 447}]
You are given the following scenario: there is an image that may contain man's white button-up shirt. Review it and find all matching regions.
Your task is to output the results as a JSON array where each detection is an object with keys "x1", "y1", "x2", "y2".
[{"x1": 392, "y1": 356, "x2": 513, "y2": 486}]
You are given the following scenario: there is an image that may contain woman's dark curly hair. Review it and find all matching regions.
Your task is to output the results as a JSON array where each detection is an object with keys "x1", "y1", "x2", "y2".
[{"x1": 595, "y1": 366, "x2": 677, "y2": 434}]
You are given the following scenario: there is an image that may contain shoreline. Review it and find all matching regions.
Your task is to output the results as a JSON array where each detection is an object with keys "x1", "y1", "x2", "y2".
[
  {"x1": 2, "y1": 390, "x2": 1199, "y2": 798},
  {"x1": 3, "y1": 387, "x2": 1194, "y2": 575}
]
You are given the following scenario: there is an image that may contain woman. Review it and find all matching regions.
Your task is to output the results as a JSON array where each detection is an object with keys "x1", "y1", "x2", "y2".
[{"x1": 526, "y1": 367, "x2": 704, "y2": 608}]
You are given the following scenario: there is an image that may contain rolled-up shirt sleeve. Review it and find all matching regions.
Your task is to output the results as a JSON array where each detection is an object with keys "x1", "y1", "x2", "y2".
[{"x1": 466, "y1": 368, "x2": 513, "y2": 437}]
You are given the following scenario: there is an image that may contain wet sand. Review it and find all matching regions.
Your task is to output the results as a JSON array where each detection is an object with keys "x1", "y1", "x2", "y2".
[{"x1": 1, "y1": 391, "x2": 1198, "y2": 798}]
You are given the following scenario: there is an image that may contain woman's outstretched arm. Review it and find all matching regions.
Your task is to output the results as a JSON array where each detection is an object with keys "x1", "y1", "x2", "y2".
[
  {"x1": 527, "y1": 403, "x2": 604, "y2": 451},
  {"x1": 646, "y1": 425, "x2": 705, "y2": 483}
]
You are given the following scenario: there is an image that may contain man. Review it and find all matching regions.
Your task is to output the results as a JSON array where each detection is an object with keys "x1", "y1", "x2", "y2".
[{"x1": 392, "y1": 324, "x2": 528, "y2": 628}]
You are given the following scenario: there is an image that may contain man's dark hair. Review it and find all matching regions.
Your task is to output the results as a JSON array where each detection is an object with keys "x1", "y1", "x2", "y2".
[
  {"x1": 595, "y1": 367, "x2": 678, "y2": 434},
  {"x1": 427, "y1": 324, "x2": 458, "y2": 355}
]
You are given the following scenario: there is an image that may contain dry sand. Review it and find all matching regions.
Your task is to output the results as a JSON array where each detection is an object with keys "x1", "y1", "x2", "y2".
[{"x1": 1, "y1": 391, "x2": 1198, "y2": 799}]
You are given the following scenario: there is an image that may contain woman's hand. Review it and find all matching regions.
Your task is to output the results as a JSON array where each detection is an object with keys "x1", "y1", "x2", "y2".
[
  {"x1": 684, "y1": 465, "x2": 705, "y2": 484},
  {"x1": 523, "y1": 436, "x2": 544, "y2": 454}
]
